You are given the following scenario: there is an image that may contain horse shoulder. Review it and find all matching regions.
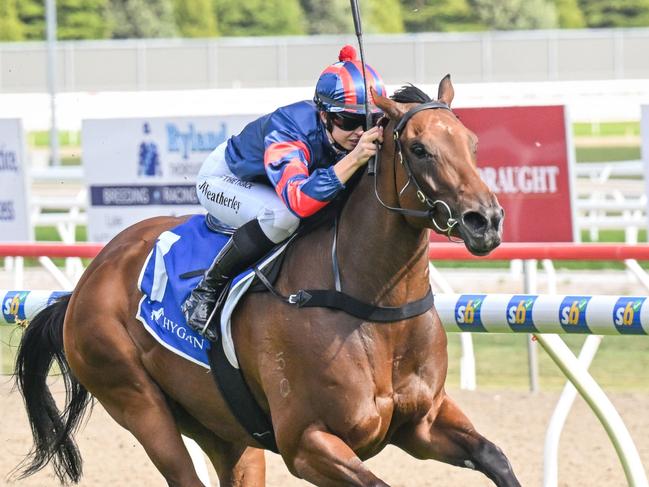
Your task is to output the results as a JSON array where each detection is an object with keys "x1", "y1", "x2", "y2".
[{"x1": 277, "y1": 224, "x2": 336, "y2": 291}]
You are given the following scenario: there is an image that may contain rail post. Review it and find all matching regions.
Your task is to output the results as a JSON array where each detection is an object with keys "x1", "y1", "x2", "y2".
[{"x1": 535, "y1": 334, "x2": 648, "y2": 487}]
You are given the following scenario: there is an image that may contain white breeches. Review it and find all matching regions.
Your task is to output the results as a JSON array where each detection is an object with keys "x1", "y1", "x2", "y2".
[{"x1": 196, "y1": 142, "x2": 300, "y2": 243}]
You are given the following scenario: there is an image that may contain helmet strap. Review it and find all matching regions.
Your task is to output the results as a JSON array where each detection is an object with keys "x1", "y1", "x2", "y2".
[
  {"x1": 322, "y1": 113, "x2": 349, "y2": 154},
  {"x1": 324, "y1": 112, "x2": 334, "y2": 133}
]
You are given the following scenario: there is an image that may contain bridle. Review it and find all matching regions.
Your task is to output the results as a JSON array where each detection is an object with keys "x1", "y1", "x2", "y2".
[{"x1": 372, "y1": 100, "x2": 459, "y2": 237}]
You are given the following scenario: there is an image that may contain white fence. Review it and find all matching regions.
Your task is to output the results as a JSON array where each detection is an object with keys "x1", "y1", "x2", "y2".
[{"x1": 573, "y1": 160, "x2": 646, "y2": 242}]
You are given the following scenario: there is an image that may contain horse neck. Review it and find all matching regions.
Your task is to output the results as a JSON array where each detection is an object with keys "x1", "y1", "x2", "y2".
[{"x1": 335, "y1": 127, "x2": 431, "y2": 305}]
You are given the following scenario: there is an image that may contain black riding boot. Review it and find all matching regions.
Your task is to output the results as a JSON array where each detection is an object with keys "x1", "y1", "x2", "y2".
[{"x1": 182, "y1": 219, "x2": 276, "y2": 337}]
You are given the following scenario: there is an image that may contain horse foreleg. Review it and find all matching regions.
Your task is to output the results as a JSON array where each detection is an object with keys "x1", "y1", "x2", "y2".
[
  {"x1": 284, "y1": 426, "x2": 389, "y2": 487},
  {"x1": 392, "y1": 394, "x2": 521, "y2": 487}
]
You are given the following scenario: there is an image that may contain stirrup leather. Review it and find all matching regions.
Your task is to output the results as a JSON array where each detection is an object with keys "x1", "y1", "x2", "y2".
[{"x1": 199, "y1": 283, "x2": 232, "y2": 341}]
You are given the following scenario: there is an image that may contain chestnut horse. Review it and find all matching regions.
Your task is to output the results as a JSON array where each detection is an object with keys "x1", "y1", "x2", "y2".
[{"x1": 14, "y1": 76, "x2": 520, "y2": 486}]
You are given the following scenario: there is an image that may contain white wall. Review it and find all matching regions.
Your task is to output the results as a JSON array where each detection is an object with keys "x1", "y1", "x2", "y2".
[{"x1": 2, "y1": 79, "x2": 649, "y2": 132}]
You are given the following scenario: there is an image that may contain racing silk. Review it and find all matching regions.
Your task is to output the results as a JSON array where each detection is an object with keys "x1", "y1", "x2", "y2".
[{"x1": 225, "y1": 101, "x2": 346, "y2": 218}]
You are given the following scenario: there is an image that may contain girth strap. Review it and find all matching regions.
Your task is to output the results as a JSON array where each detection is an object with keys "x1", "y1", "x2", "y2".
[
  {"x1": 253, "y1": 267, "x2": 434, "y2": 322},
  {"x1": 287, "y1": 288, "x2": 434, "y2": 322},
  {"x1": 209, "y1": 337, "x2": 279, "y2": 453}
]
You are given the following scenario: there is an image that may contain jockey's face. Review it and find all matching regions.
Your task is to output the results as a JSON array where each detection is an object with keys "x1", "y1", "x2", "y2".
[{"x1": 320, "y1": 112, "x2": 365, "y2": 151}]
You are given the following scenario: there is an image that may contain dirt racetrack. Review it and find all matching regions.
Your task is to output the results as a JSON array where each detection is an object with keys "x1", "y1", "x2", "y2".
[{"x1": 1, "y1": 380, "x2": 647, "y2": 487}]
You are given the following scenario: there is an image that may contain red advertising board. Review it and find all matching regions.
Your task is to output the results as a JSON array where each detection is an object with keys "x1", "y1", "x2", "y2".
[{"x1": 433, "y1": 105, "x2": 574, "y2": 243}]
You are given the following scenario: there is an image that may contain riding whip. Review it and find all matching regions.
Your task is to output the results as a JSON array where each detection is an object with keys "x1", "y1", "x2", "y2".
[{"x1": 349, "y1": 0, "x2": 376, "y2": 175}]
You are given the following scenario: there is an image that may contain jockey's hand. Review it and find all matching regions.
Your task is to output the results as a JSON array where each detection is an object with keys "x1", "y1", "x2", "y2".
[
  {"x1": 350, "y1": 125, "x2": 383, "y2": 168},
  {"x1": 333, "y1": 125, "x2": 383, "y2": 184}
]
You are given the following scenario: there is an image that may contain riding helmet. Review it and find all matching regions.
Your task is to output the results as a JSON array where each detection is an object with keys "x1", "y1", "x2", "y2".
[{"x1": 314, "y1": 45, "x2": 386, "y2": 114}]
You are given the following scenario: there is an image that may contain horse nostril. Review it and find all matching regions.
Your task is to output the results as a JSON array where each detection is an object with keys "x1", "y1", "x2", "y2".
[
  {"x1": 462, "y1": 211, "x2": 488, "y2": 235},
  {"x1": 491, "y1": 207, "x2": 505, "y2": 231},
  {"x1": 492, "y1": 210, "x2": 504, "y2": 231}
]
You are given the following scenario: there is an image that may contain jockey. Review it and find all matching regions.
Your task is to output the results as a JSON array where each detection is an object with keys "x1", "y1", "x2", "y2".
[{"x1": 182, "y1": 45, "x2": 386, "y2": 333}]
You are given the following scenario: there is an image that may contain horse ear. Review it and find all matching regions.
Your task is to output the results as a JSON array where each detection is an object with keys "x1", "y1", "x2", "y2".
[
  {"x1": 371, "y1": 86, "x2": 408, "y2": 121},
  {"x1": 437, "y1": 74, "x2": 454, "y2": 107}
]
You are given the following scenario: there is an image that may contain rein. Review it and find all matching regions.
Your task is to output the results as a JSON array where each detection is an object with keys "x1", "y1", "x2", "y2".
[{"x1": 373, "y1": 100, "x2": 459, "y2": 237}]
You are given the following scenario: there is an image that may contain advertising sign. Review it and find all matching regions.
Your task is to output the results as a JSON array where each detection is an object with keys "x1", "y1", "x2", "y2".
[
  {"x1": 83, "y1": 115, "x2": 258, "y2": 242},
  {"x1": 433, "y1": 105, "x2": 575, "y2": 243},
  {"x1": 0, "y1": 119, "x2": 31, "y2": 241}
]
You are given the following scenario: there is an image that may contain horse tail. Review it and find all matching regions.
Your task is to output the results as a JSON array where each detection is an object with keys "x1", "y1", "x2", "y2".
[{"x1": 12, "y1": 293, "x2": 91, "y2": 484}]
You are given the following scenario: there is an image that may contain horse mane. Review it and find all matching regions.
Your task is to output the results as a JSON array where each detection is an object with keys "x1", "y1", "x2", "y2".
[{"x1": 391, "y1": 84, "x2": 432, "y2": 104}]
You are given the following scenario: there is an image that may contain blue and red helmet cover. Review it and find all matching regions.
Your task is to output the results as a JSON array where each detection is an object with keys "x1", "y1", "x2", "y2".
[{"x1": 314, "y1": 45, "x2": 386, "y2": 114}]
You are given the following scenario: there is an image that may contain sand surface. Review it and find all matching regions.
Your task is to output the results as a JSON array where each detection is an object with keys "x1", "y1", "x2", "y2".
[{"x1": 1, "y1": 380, "x2": 647, "y2": 487}]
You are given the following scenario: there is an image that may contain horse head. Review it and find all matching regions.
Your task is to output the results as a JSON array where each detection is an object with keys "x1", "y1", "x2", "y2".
[{"x1": 373, "y1": 76, "x2": 503, "y2": 256}]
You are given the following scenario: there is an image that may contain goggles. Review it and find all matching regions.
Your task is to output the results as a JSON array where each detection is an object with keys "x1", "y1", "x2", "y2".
[{"x1": 330, "y1": 112, "x2": 382, "y2": 131}]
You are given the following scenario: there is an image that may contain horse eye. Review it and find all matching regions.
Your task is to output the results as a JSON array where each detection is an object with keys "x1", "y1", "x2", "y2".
[{"x1": 410, "y1": 144, "x2": 430, "y2": 159}]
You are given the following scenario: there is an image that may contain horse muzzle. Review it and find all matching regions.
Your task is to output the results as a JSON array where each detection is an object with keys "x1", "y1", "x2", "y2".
[{"x1": 458, "y1": 205, "x2": 504, "y2": 256}]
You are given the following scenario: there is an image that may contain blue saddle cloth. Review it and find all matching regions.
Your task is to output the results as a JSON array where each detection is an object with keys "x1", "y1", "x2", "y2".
[
  {"x1": 137, "y1": 215, "x2": 239, "y2": 368},
  {"x1": 137, "y1": 214, "x2": 291, "y2": 369}
]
